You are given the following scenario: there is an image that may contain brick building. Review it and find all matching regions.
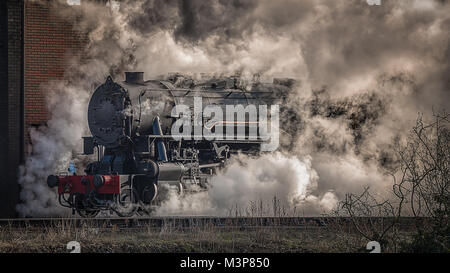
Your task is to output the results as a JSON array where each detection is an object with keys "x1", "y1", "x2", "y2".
[
  {"x1": 24, "y1": 0, "x2": 86, "y2": 130},
  {"x1": 1, "y1": 0, "x2": 86, "y2": 217}
]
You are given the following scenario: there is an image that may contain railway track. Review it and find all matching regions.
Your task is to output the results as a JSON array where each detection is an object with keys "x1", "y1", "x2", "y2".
[
  {"x1": 0, "y1": 216, "x2": 416, "y2": 229},
  {"x1": 0, "y1": 217, "x2": 329, "y2": 229}
]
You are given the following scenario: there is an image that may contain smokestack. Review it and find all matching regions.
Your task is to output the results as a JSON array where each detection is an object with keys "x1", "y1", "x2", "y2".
[{"x1": 125, "y1": 72, "x2": 144, "y2": 84}]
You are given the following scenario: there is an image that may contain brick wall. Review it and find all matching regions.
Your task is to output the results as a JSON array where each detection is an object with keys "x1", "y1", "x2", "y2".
[{"x1": 24, "y1": 0, "x2": 86, "y2": 134}]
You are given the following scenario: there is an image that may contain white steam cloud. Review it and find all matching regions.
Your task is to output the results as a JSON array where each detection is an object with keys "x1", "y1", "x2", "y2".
[
  {"x1": 17, "y1": 82, "x2": 90, "y2": 217},
  {"x1": 156, "y1": 153, "x2": 338, "y2": 216}
]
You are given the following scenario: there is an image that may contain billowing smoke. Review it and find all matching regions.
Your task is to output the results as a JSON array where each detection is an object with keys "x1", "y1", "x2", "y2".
[
  {"x1": 17, "y1": 81, "x2": 90, "y2": 216},
  {"x1": 17, "y1": 0, "x2": 450, "y2": 216},
  {"x1": 155, "y1": 152, "x2": 338, "y2": 216}
]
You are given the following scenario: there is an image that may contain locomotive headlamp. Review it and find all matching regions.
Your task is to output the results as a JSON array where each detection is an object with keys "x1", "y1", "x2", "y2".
[{"x1": 93, "y1": 175, "x2": 105, "y2": 188}]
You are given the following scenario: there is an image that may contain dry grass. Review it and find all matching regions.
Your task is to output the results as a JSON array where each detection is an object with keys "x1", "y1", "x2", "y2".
[
  {"x1": 0, "y1": 219, "x2": 415, "y2": 253},
  {"x1": 0, "y1": 197, "x2": 417, "y2": 253}
]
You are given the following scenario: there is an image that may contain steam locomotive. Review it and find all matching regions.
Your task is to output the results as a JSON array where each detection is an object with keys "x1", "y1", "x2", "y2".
[{"x1": 47, "y1": 72, "x2": 294, "y2": 217}]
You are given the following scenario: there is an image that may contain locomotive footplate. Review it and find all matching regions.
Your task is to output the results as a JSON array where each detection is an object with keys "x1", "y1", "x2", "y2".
[
  {"x1": 48, "y1": 175, "x2": 121, "y2": 195},
  {"x1": 47, "y1": 174, "x2": 165, "y2": 217}
]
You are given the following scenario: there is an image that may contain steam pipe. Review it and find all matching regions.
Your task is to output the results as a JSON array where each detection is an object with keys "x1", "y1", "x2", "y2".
[
  {"x1": 199, "y1": 163, "x2": 221, "y2": 169},
  {"x1": 152, "y1": 116, "x2": 168, "y2": 162}
]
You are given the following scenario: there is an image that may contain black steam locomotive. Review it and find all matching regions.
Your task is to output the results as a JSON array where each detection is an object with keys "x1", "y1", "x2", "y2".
[{"x1": 47, "y1": 72, "x2": 294, "y2": 217}]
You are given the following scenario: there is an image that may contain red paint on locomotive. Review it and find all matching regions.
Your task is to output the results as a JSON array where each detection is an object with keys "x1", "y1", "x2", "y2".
[{"x1": 57, "y1": 175, "x2": 120, "y2": 195}]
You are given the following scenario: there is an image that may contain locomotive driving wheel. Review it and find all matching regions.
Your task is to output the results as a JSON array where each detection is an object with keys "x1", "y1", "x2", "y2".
[
  {"x1": 114, "y1": 183, "x2": 139, "y2": 217},
  {"x1": 136, "y1": 183, "x2": 158, "y2": 216},
  {"x1": 77, "y1": 209, "x2": 100, "y2": 218},
  {"x1": 74, "y1": 194, "x2": 100, "y2": 218}
]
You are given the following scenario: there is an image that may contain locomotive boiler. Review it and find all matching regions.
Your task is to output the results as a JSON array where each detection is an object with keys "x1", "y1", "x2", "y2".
[{"x1": 47, "y1": 72, "x2": 294, "y2": 217}]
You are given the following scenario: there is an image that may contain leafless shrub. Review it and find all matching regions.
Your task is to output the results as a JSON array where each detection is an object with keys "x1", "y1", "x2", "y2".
[
  {"x1": 334, "y1": 187, "x2": 402, "y2": 250},
  {"x1": 332, "y1": 111, "x2": 449, "y2": 252},
  {"x1": 393, "y1": 111, "x2": 450, "y2": 252},
  {"x1": 394, "y1": 112, "x2": 449, "y2": 218}
]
